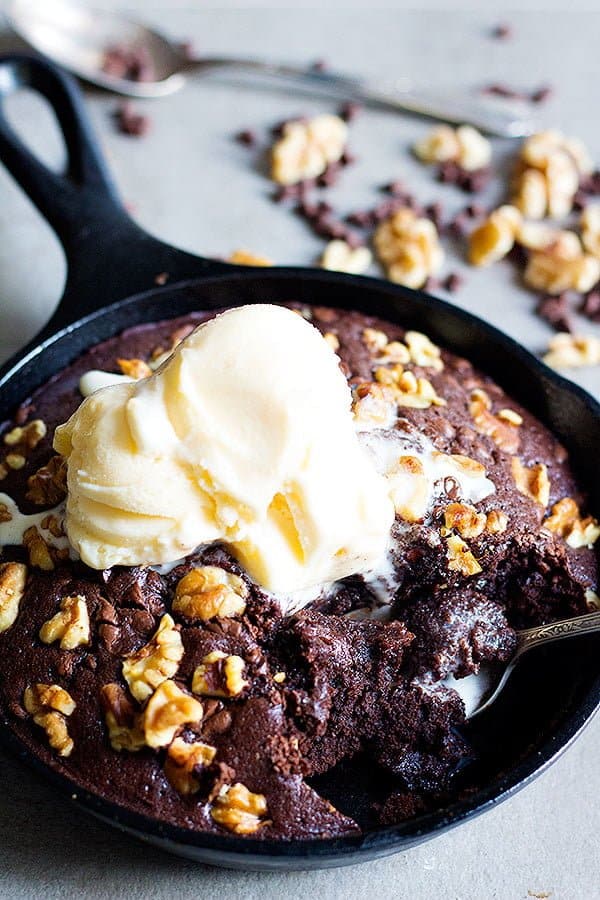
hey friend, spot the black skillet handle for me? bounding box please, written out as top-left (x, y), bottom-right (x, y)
top-left (0, 53), bottom-right (229, 334)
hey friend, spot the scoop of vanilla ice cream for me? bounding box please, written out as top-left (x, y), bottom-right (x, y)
top-left (54, 304), bottom-right (394, 592)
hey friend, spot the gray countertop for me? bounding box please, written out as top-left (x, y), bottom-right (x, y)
top-left (0, 4), bottom-right (599, 898)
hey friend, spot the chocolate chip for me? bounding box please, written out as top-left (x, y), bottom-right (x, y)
top-left (235, 129), bottom-right (257, 147)
top-left (536, 294), bottom-right (573, 332)
top-left (206, 709), bottom-right (232, 735)
top-left (579, 171), bottom-right (600, 196)
top-left (443, 272), bottom-right (465, 293)
top-left (530, 84), bottom-right (553, 104)
top-left (424, 202), bottom-right (444, 231)
top-left (102, 44), bottom-right (155, 82)
top-left (339, 102), bottom-right (362, 122)
top-left (491, 22), bottom-right (513, 40)
top-left (580, 290), bottom-right (600, 322)
top-left (481, 83), bottom-right (524, 101)
top-left (114, 101), bottom-right (150, 137)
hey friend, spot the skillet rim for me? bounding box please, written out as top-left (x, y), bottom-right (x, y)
top-left (1, 264), bottom-right (599, 866)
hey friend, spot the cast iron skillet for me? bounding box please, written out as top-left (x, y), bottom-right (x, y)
top-left (0, 53), bottom-right (598, 871)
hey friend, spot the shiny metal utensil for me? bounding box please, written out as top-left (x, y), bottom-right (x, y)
top-left (469, 607), bottom-right (600, 717)
top-left (7, 0), bottom-right (536, 137)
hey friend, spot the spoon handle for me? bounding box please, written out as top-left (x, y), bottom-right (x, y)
top-left (185, 57), bottom-right (536, 138)
top-left (516, 607), bottom-right (600, 655)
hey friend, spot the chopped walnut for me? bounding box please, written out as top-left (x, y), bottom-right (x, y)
top-left (352, 382), bottom-right (397, 430)
top-left (362, 328), bottom-right (390, 354)
top-left (524, 247), bottom-right (600, 295)
top-left (469, 388), bottom-right (520, 453)
top-left (323, 332), bottom-right (340, 351)
top-left (320, 239), bottom-right (372, 275)
top-left (374, 365), bottom-right (445, 409)
top-left (192, 651), bottom-right (248, 698)
top-left (414, 124), bottom-right (491, 171)
top-left (116, 358), bottom-right (152, 379)
top-left (0, 562), bottom-right (27, 633)
top-left (173, 566), bottom-right (248, 621)
top-left (26, 456), bottom-right (67, 506)
top-left (122, 614), bottom-right (184, 703)
top-left (486, 509), bottom-right (509, 534)
top-left (404, 331), bottom-right (444, 372)
top-left (100, 683), bottom-right (145, 752)
top-left (271, 114), bottom-right (348, 185)
top-left (142, 679), bottom-right (204, 749)
top-left (23, 526), bottom-right (55, 571)
top-left (513, 131), bottom-right (588, 219)
top-left (39, 595), bottom-right (90, 650)
top-left (446, 533), bottom-right (482, 577)
top-left (517, 222), bottom-right (581, 256)
top-left (164, 736), bottom-right (216, 795)
top-left (23, 683), bottom-right (75, 757)
top-left (496, 408), bottom-right (523, 426)
top-left (0, 502), bottom-right (11, 523)
top-left (3, 419), bottom-right (46, 451)
top-left (543, 497), bottom-right (600, 548)
top-left (444, 502), bottom-right (486, 538)
top-left (228, 249), bottom-right (274, 266)
top-left (511, 458), bottom-right (551, 507)
top-left (414, 124), bottom-right (460, 164)
top-left (581, 205), bottom-right (600, 259)
top-left (374, 208), bottom-right (444, 289)
top-left (211, 782), bottom-right (269, 835)
top-left (543, 333), bottom-right (600, 369)
top-left (512, 167), bottom-right (547, 219)
top-left (469, 205), bottom-right (522, 266)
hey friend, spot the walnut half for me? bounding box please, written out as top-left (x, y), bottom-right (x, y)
top-left (122, 614), bottom-right (184, 703)
top-left (192, 651), bottom-right (248, 699)
top-left (173, 567), bottom-right (248, 622)
top-left (164, 736), bottom-right (216, 796)
top-left (23, 683), bottom-right (75, 757)
top-left (211, 783), bottom-right (270, 835)
top-left (39, 595), bottom-right (90, 650)
top-left (100, 683), bottom-right (145, 752)
top-left (142, 679), bottom-right (204, 749)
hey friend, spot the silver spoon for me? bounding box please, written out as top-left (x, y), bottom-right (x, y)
top-left (467, 607), bottom-right (600, 718)
top-left (7, 0), bottom-right (537, 138)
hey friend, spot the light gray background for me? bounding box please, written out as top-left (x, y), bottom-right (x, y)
top-left (0, 3), bottom-right (599, 898)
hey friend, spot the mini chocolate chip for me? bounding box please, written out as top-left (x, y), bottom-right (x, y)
top-left (235, 129), bottom-right (257, 147)
top-left (491, 22), bottom-right (513, 40)
top-left (530, 84), bottom-right (553, 104)
top-left (537, 294), bottom-right (573, 332)
top-left (443, 272), bottom-right (464, 293)
top-left (114, 101), bottom-right (150, 137)
top-left (580, 290), bottom-right (600, 322)
top-left (339, 101), bottom-right (362, 122)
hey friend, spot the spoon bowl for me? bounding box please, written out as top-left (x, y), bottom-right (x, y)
top-left (8, 0), bottom-right (187, 96)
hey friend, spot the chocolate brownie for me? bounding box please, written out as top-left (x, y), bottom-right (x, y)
top-left (0, 304), bottom-right (597, 840)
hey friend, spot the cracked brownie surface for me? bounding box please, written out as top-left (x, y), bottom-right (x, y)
top-left (0, 304), bottom-right (597, 839)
